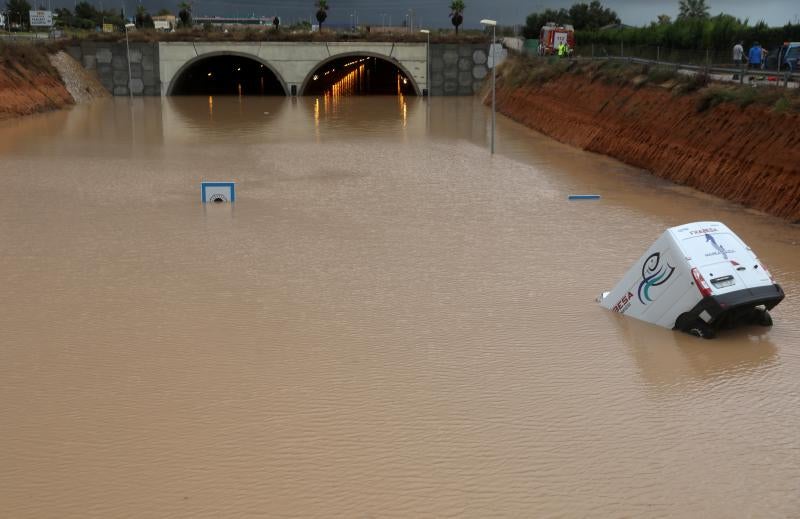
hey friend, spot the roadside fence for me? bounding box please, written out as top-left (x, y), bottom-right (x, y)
top-left (560, 44), bottom-right (800, 89)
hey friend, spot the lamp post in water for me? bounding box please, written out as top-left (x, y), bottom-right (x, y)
top-left (481, 18), bottom-right (497, 154)
top-left (420, 29), bottom-right (430, 97)
top-left (122, 5), bottom-right (133, 100)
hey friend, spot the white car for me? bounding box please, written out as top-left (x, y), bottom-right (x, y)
top-left (598, 222), bottom-right (784, 339)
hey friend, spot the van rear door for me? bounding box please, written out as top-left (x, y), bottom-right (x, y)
top-left (678, 231), bottom-right (769, 296)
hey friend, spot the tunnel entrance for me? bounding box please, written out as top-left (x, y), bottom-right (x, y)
top-left (303, 56), bottom-right (417, 97)
top-left (170, 54), bottom-right (286, 96)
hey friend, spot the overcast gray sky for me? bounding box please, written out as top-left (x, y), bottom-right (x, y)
top-left (61, 0), bottom-right (800, 28)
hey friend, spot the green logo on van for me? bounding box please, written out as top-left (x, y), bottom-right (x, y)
top-left (638, 252), bottom-right (675, 304)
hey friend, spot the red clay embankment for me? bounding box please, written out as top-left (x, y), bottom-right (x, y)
top-left (0, 44), bottom-right (74, 119)
top-left (492, 59), bottom-right (800, 222)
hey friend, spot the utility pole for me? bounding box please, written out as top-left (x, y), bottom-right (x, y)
top-left (481, 19), bottom-right (497, 155)
top-left (122, 3), bottom-right (132, 99)
top-left (491, 24), bottom-right (495, 154)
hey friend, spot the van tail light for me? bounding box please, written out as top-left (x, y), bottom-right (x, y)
top-left (692, 268), bottom-right (713, 298)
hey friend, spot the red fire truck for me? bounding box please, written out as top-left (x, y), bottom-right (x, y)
top-left (538, 23), bottom-right (575, 56)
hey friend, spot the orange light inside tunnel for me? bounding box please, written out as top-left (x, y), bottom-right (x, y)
top-left (329, 63), bottom-right (366, 97)
top-left (398, 91), bottom-right (407, 127)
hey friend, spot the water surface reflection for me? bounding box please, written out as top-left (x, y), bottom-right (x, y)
top-left (0, 95), bottom-right (798, 518)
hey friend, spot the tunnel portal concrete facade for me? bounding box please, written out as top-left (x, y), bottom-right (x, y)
top-left (66, 41), bottom-right (492, 97)
top-left (159, 42), bottom-right (427, 96)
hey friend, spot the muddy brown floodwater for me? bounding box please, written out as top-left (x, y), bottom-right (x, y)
top-left (1, 95), bottom-right (799, 518)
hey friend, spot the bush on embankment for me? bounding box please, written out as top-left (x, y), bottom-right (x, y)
top-left (491, 56), bottom-right (800, 222)
top-left (500, 55), bottom-right (800, 113)
top-left (0, 41), bottom-right (61, 76)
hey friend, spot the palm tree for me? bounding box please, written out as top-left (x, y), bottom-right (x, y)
top-left (6, 0), bottom-right (32, 29)
top-left (678, 0), bottom-right (709, 20)
top-left (135, 4), bottom-right (146, 28)
top-left (315, 0), bottom-right (328, 31)
top-left (178, 1), bottom-right (192, 27)
top-left (449, 0), bottom-right (464, 35)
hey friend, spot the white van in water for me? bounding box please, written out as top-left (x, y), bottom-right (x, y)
top-left (598, 222), bottom-right (784, 339)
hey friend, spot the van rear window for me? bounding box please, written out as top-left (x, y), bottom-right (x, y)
top-left (681, 233), bottom-right (744, 262)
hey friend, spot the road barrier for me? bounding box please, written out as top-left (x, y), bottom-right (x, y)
top-left (520, 43), bottom-right (800, 89)
top-left (598, 55), bottom-right (800, 89)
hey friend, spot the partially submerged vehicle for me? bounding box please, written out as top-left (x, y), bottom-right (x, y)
top-left (597, 222), bottom-right (784, 339)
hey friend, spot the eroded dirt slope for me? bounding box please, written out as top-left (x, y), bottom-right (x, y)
top-left (493, 70), bottom-right (800, 222)
top-left (0, 46), bottom-right (73, 119)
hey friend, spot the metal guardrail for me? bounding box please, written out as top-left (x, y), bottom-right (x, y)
top-left (0, 32), bottom-right (55, 41)
top-left (599, 55), bottom-right (800, 89)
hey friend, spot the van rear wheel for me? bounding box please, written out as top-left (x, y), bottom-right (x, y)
top-left (688, 321), bottom-right (716, 340)
top-left (751, 308), bottom-right (773, 327)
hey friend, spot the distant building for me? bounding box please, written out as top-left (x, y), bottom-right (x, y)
top-left (194, 16), bottom-right (275, 30)
top-left (152, 15), bottom-right (176, 31)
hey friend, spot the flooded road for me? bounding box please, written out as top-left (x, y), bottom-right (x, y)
top-left (1, 95), bottom-right (799, 518)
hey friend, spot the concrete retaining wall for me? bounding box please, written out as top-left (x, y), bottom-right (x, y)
top-left (66, 42), bottom-right (161, 96)
top-left (429, 43), bottom-right (489, 96)
top-left (66, 41), bottom-right (491, 97)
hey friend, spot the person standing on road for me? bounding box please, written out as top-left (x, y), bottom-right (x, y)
top-left (748, 42), bottom-right (762, 69)
top-left (761, 46), bottom-right (768, 70)
top-left (732, 41), bottom-right (745, 80)
top-left (733, 41), bottom-right (744, 66)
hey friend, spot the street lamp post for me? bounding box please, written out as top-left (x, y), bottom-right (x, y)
top-left (481, 19), bottom-right (497, 154)
top-left (123, 5), bottom-right (133, 100)
top-left (420, 29), bottom-right (430, 98)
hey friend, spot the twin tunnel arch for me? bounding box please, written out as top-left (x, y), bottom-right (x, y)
top-left (169, 52), bottom-right (420, 97)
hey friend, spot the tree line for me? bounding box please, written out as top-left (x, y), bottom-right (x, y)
top-left (578, 16), bottom-right (800, 52)
top-left (5, 0), bottom-right (468, 33)
top-left (523, 1), bottom-right (620, 36)
top-left (6, 0), bottom-right (470, 35)
top-left (524, 0), bottom-right (800, 51)
top-left (313, 0), bottom-right (467, 33)
top-left (5, 0), bottom-right (126, 29)
top-left (4, 0), bottom-right (192, 31)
